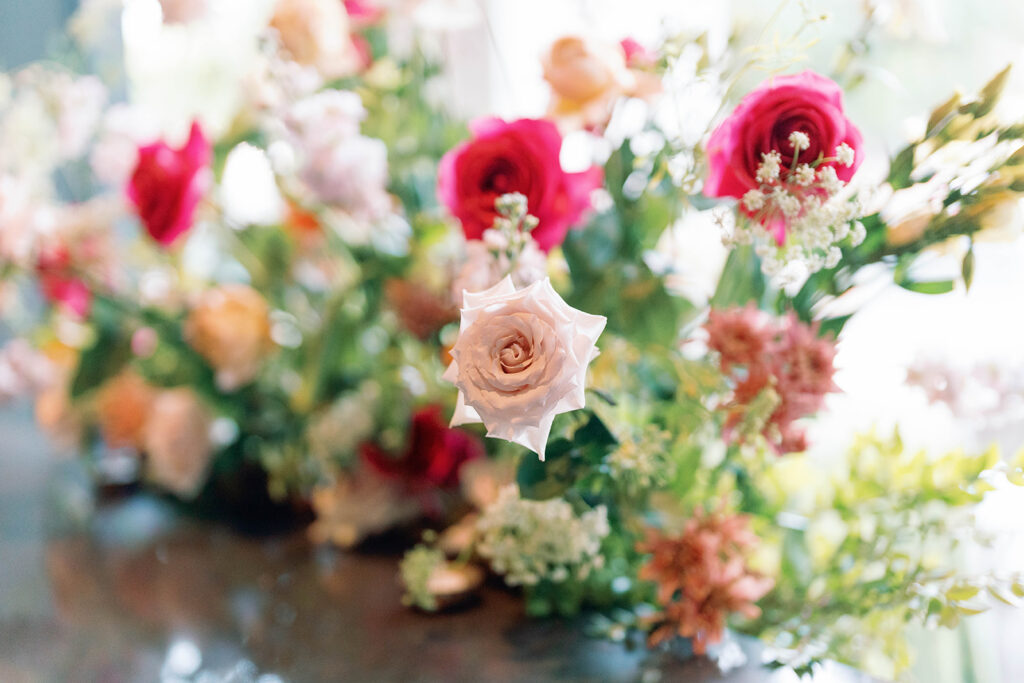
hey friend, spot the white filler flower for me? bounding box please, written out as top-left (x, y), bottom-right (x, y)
top-left (443, 276), bottom-right (606, 459)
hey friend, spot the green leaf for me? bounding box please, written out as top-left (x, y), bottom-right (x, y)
top-left (70, 298), bottom-right (132, 398)
top-left (897, 279), bottom-right (955, 295)
top-left (888, 145), bottom-right (918, 190)
top-left (968, 65), bottom-right (1012, 118)
top-left (817, 315), bottom-right (852, 339)
top-left (962, 247), bottom-right (975, 292)
top-left (926, 92), bottom-right (962, 137)
top-left (711, 245), bottom-right (766, 308)
top-left (946, 585), bottom-right (980, 602)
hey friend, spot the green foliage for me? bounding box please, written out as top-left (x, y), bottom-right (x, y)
top-left (69, 297), bottom-right (131, 398)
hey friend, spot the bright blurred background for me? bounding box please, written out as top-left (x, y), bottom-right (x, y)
top-left (3, 1), bottom-right (1024, 681)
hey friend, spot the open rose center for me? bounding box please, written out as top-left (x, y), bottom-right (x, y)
top-left (498, 335), bottom-right (533, 374)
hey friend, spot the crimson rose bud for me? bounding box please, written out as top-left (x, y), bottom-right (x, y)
top-left (127, 121), bottom-right (212, 246)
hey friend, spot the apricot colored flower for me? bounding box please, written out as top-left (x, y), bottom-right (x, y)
top-left (185, 284), bottom-right (274, 392)
top-left (144, 388), bottom-right (214, 498)
top-left (637, 509), bottom-right (773, 654)
top-left (95, 370), bottom-right (157, 450)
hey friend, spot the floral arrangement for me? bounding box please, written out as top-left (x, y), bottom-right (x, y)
top-left (2, 1), bottom-right (1024, 678)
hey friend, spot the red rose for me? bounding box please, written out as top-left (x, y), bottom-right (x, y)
top-left (127, 121), bottom-right (211, 246)
top-left (438, 117), bottom-right (603, 252)
top-left (361, 405), bottom-right (482, 490)
top-left (36, 246), bottom-right (90, 317)
top-left (704, 71), bottom-right (862, 201)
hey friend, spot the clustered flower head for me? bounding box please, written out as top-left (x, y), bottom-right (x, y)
top-left (637, 508), bottom-right (773, 654)
top-left (704, 71), bottom-right (864, 283)
top-left (475, 485), bottom-right (610, 587)
top-left (450, 193), bottom-right (548, 303)
top-left (705, 306), bottom-right (838, 454)
top-left (729, 136), bottom-right (864, 282)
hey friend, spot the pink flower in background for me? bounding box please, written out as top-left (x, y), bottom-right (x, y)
top-left (157, 0), bottom-right (208, 24)
top-left (620, 37), bottom-right (657, 68)
top-left (36, 246), bottom-right (91, 318)
top-left (704, 70), bottom-right (862, 210)
top-left (705, 307), bottom-right (838, 454)
top-left (438, 118), bottom-right (603, 252)
top-left (344, 0), bottom-right (382, 26)
top-left (127, 121), bottom-right (212, 247)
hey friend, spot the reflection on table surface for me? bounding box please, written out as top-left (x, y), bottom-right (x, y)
top-left (0, 405), bottom-right (877, 682)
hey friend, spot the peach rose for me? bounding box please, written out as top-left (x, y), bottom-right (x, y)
top-left (443, 276), bottom-right (606, 459)
top-left (270, 0), bottom-right (360, 80)
top-left (144, 388), bottom-right (214, 498)
top-left (185, 284), bottom-right (274, 392)
top-left (95, 370), bottom-right (157, 450)
top-left (542, 36), bottom-right (655, 129)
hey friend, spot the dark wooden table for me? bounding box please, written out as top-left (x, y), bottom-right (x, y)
top-left (0, 404), bottom-right (878, 682)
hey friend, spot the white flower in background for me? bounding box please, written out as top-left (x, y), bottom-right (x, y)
top-left (0, 340), bottom-right (55, 403)
top-left (307, 382), bottom-right (380, 465)
top-left (0, 174), bottom-right (42, 268)
top-left (143, 388), bottom-right (215, 498)
top-left (90, 103), bottom-right (161, 186)
top-left (219, 142), bottom-right (285, 226)
top-left (645, 208), bottom-right (729, 306)
top-left (442, 276), bottom-right (606, 459)
top-left (52, 74), bottom-right (107, 162)
top-left (475, 485), bottom-right (609, 587)
top-left (302, 135), bottom-right (390, 219)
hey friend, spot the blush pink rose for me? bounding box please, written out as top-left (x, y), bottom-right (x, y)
top-left (127, 121), bottom-right (212, 247)
top-left (704, 71), bottom-right (863, 201)
top-left (438, 118), bottom-right (603, 252)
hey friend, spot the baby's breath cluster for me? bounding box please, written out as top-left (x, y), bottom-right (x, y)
top-left (728, 133), bottom-right (864, 281)
top-left (475, 485), bottom-right (610, 586)
top-left (451, 193), bottom-right (547, 301)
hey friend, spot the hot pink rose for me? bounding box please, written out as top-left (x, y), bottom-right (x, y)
top-left (127, 121), bottom-right (211, 247)
top-left (438, 118), bottom-right (603, 252)
top-left (704, 71), bottom-right (863, 201)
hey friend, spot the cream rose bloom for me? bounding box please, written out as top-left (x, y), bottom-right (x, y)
top-left (185, 284), bottom-right (274, 392)
top-left (144, 388), bottom-right (214, 498)
top-left (270, 0), bottom-right (359, 80)
top-left (442, 276), bottom-right (606, 459)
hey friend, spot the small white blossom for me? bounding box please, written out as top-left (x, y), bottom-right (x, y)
top-left (817, 165), bottom-right (842, 195)
top-left (742, 189), bottom-right (766, 212)
top-left (794, 163), bottom-right (816, 186)
top-left (774, 189), bottom-right (802, 218)
top-left (850, 221), bottom-right (867, 246)
top-left (476, 485), bottom-right (610, 586)
top-left (825, 246), bottom-right (842, 268)
top-left (756, 151), bottom-right (782, 184)
top-left (836, 142), bottom-right (856, 167)
top-left (788, 130), bottom-right (810, 152)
